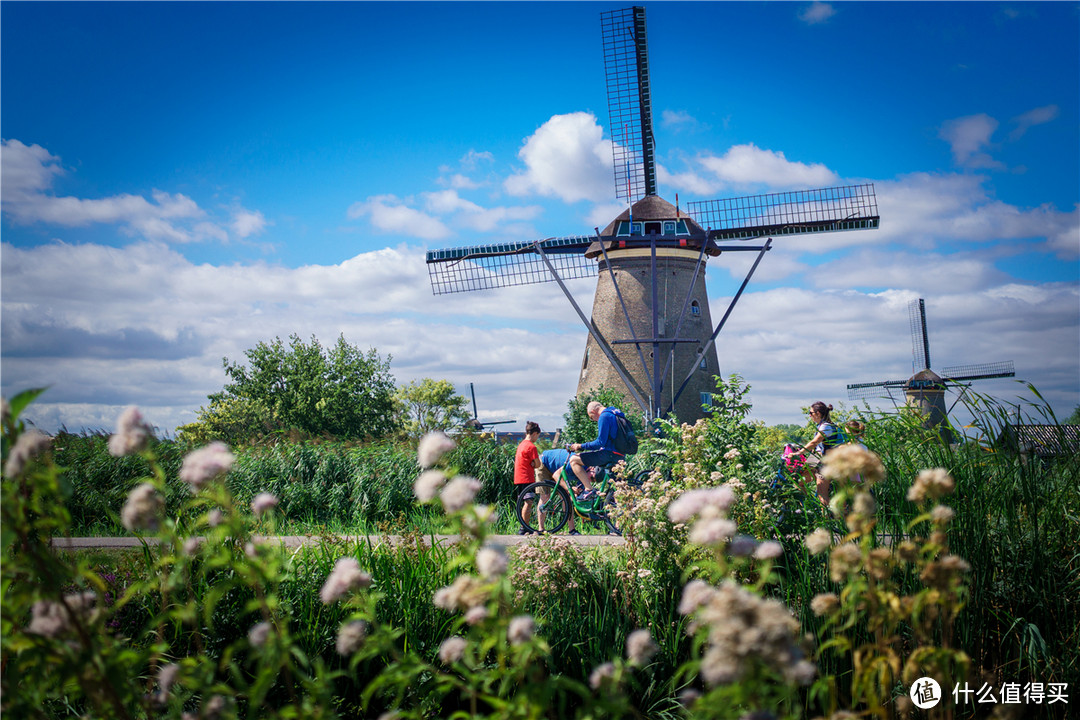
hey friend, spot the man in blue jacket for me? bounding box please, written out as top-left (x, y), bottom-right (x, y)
top-left (568, 401), bottom-right (625, 501)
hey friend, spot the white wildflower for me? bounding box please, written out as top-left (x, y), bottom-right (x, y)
top-left (121, 482), bottom-right (165, 532)
top-left (4, 429), bottom-right (51, 478)
top-left (418, 432), bottom-right (455, 468)
top-left (678, 579), bottom-right (715, 615)
top-left (907, 468), bottom-right (956, 502)
top-left (251, 492), bottom-right (278, 517)
top-left (207, 509), bottom-right (225, 527)
top-left (507, 615), bottom-right (534, 646)
top-left (320, 557), bottom-right (372, 604)
top-left (625, 628), bottom-right (658, 665)
top-left (438, 636), bottom-right (467, 664)
top-left (108, 406), bottom-right (154, 457)
top-left (821, 443), bottom-right (885, 486)
top-left (476, 544), bottom-right (509, 578)
top-left (688, 517), bottom-right (737, 546)
top-left (754, 541), bottom-right (783, 560)
top-left (179, 442), bottom-right (235, 492)
top-left (440, 475), bottom-right (482, 513)
top-left (464, 606), bottom-right (488, 625)
top-left (804, 528), bottom-right (832, 556)
top-left (589, 662), bottom-right (616, 689)
top-left (336, 620), bottom-right (368, 655)
top-left (413, 469), bottom-right (447, 502)
top-left (248, 621), bottom-right (272, 647)
top-left (810, 593), bottom-right (840, 617)
top-left (931, 504), bottom-right (956, 524)
top-left (667, 486), bottom-right (736, 524)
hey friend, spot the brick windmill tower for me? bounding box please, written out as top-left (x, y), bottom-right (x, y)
top-left (426, 6), bottom-right (880, 423)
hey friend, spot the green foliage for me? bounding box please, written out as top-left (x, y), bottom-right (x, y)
top-left (1065, 404), bottom-right (1080, 425)
top-left (562, 385), bottom-right (645, 445)
top-left (6, 379), bottom-right (1079, 719)
top-left (178, 334), bottom-right (397, 444)
top-left (393, 378), bottom-right (471, 439)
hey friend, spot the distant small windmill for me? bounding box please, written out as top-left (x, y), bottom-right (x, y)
top-left (461, 382), bottom-right (515, 434)
top-left (426, 6), bottom-right (880, 422)
top-left (847, 299), bottom-right (1016, 434)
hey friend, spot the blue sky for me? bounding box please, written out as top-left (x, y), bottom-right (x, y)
top-left (2, 1), bottom-right (1078, 437)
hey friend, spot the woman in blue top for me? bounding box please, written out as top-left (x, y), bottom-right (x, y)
top-left (793, 401), bottom-right (845, 504)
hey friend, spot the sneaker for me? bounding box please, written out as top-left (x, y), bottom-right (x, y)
top-left (579, 489), bottom-right (597, 502)
top-left (568, 529), bottom-right (581, 536)
top-left (518, 526), bottom-right (534, 535)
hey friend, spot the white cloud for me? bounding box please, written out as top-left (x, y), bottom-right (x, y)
top-left (799, 2), bottom-right (836, 25)
top-left (939, 114), bottom-right (1003, 169)
top-left (661, 110), bottom-right (702, 132)
top-left (230, 208), bottom-right (268, 239)
top-left (346, 194), bottom-right (451, 240)
top-left (1009, 104), bottom-right (1060, 141)
top-left (1, 139), bottom-right (263, 244)
top-left (697, 144), bottom-right (839, 191)
top-left (504, 112), bottom-right (613, 203)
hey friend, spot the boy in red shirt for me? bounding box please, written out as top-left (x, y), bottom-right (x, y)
top-left (514, 421), bottom-right (542, 534)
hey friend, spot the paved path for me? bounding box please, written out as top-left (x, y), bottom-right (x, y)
top-left (51, 534), bottom-right (626, 550)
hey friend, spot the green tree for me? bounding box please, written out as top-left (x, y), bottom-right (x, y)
top-left (178, 334), bottom-right (397, 443)
top-left (562, 386), bottom-right (645, 445)
top-left (393, 378), bottom-right (471, 439)
top-left (1065, 405), bottom-right (1080, 425)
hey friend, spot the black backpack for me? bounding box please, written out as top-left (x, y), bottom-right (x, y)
top-left (606, 408), bottom-right (639, 456)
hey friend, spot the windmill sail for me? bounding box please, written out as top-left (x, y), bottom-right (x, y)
top-left (602, 6), bottom-right (656, 202)
top-left (686, 184), bottom-right (879, 241)
top-left (942, 361), bottom-right (1015, 382)
top-left (426, 235), bottom-right (595, 295)
top-left (910, 298), bottom-right (931, 372)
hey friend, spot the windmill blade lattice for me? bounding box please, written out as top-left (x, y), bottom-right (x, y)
top-left (847, 379), bottom-right (907, 400)
top-left (686, 184), bottom-right (879, 241)
top-left (942, 361), bottom-right (1015, 382)
top-left (602, 6), bottom-right (655, 202)
top-left (910, 298), bottom-right (931, 372)
top-left (426, 236), bottom-right (595, 295)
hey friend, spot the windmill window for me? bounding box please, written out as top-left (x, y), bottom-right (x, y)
top-left (663, 221), bottom-right (676, 235)
top-left (582, 347), bottom-right (589, 371)
top-left (690, 300), bottom-right (701, 317)
top-left (631, 222), bottom-right (643, 236)
top-left (700, 392), bottom-right (713, 407)
top-left (645, 221), bottom-right (662, 235)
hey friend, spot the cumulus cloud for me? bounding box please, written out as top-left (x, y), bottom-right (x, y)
top-left (421, 189), bottom-right (542, 233)
top-left (1, 139), bottom-right (263, 244)
top-left (1009, 104), bottom-right (1060, 141)
top-left (504, 112), bottom-right (613, 203)
top-left (697, 144), bottom-right (839, 191)
top-left (939, 114), bottom-right (1003, 169)
top-left (347, 194), bottom-right (451, 240)
top-left (1, 239), bottom-right (595, 434)
top-left (799, 2), bottom-right (836, 25)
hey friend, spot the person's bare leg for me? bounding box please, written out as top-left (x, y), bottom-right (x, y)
top-left (568, 456), bottom-right (594, 493)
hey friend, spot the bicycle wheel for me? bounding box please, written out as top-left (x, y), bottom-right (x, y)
top-left (516, 481), bottom-right (572, 534)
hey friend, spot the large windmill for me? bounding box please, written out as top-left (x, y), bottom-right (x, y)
top-left (847, 298), bottom-right (1016, 434)
top-left (426, 6), bottom-right (880, 422)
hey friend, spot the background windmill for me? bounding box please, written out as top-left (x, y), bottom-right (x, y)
top-left (461, 382), bottom-right (516, 435)
top-left (426, 6), bottom-right (880, 423)
top-left (847, 298), bottom-right (1016, 436)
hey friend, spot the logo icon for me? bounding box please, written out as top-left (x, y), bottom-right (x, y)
top-left (910, 677), bottom-right (942, 709)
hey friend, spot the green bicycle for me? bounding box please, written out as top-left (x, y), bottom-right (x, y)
top-left (514, 463), bottom-right (648, 536)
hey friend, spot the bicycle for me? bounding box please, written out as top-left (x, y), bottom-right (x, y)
top-left (514, 459), bottom-right (649, 536)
